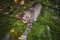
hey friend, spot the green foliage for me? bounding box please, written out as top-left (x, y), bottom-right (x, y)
top-left (0, 0), bottom-right (60, 40)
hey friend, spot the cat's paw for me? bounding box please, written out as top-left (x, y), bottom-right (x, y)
top-left (19, 35), bottom-right (27, 40)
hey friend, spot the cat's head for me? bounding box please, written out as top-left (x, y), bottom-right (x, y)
top-left (16, 12), bottom-right (30, 23)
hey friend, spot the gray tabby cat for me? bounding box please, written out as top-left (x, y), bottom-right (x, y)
top-left (16, 2), bottom-right (42, 40)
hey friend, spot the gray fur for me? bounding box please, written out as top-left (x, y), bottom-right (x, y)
top-left (20, 3), bottom-right (42, 40)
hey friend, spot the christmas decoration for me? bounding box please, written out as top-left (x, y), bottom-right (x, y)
top-left (10, 28), bottom-right (15, 33)
top-left (14, 0), bottom-right (18, 4)
top-left (20, 0), bottom-right (24, 6)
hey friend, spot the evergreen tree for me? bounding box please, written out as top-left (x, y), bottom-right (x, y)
top-left (0, 0), bottom-right (60, 40)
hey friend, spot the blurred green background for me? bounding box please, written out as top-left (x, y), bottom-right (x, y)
top-left (0, 0), bottom-right (60, 40)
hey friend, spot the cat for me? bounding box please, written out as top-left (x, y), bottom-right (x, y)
top-left (16, 2), bottom-right (42, 23)
top-left (16, 2), bottom-right (42, 40)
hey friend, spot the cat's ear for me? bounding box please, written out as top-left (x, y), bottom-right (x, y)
top-left (15, 14), bottom-right (21, 20)
top-left (16, 12), bottom-right (25, 20)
